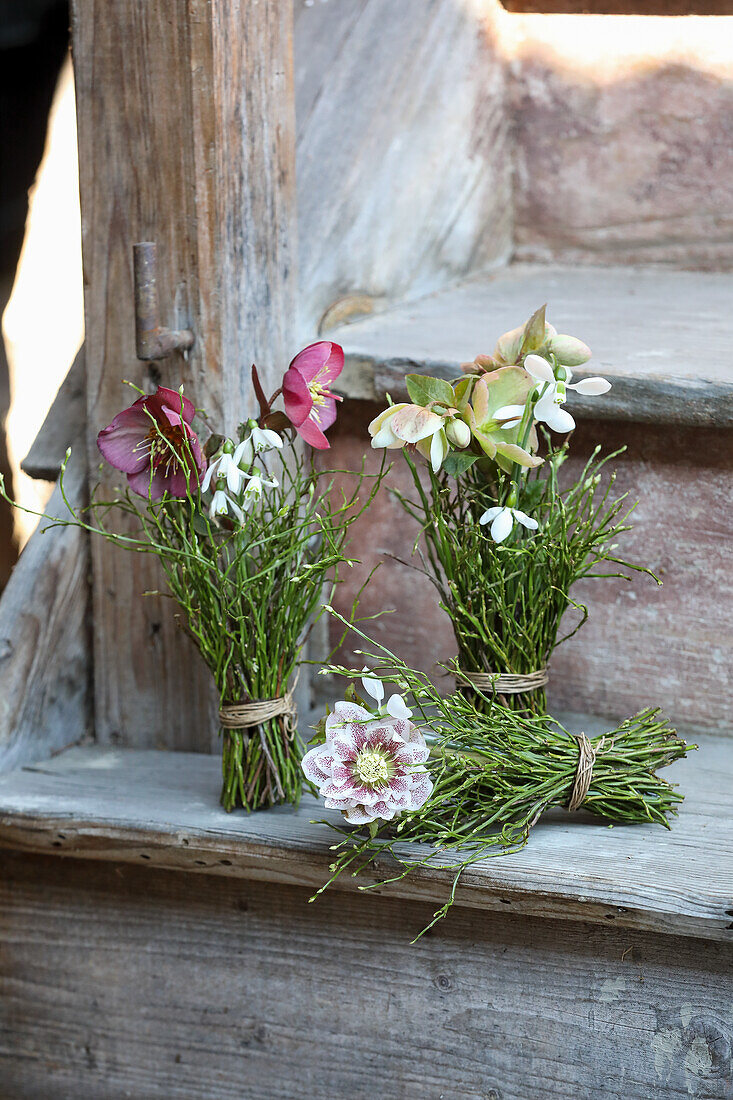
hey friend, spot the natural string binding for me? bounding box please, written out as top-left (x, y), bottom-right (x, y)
top-left (219, 687), bottom-right (297, 734)
top-left (567, 731), bottom-right (603, 811)
top-left (455, 667), bottom-right (549, 695)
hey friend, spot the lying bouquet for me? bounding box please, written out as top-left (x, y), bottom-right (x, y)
top-left (306, 617), bottom-right (693, 938)
top-left (368, 306), bottom-right (647, 713)
top-left (2, 341), bottom-right (383, 811)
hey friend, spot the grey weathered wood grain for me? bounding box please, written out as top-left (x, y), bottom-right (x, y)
top-left (293, 0), bottom-right (512, 337)
top-left (0, 453), bottom-right (90, 772)
top-left (0, 730), bottom-right (729, 943)
top-left (1, 849), bottom-right (732, 1099)
top-left (330, 264), bottom-right (733, 426)
top-left (70, 0), bottom-right (297, 750)
top-left (21, 348), bottom-right (86, 482)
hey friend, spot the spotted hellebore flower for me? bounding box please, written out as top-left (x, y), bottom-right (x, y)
top-left (479, 505), bottom-right (538, 544)
top-left (525, 354), bottom-right (611, 434)
top-left (97, 386), bottom-right (205, 500)
top-left (302, 698), bottom-right (433, 826)
top-left (282, 341), bottom-right (344, 449)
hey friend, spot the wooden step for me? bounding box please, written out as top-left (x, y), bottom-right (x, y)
top-left (330, 263), bottom-right (733, 427)
top-left (0, 723), bottom-right (729, 944)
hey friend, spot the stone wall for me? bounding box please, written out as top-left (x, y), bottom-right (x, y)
top-left (506, 13), bottom-right (733, 269)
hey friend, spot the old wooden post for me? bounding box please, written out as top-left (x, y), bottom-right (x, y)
top-left (70, 1), bottom-right (297, 750)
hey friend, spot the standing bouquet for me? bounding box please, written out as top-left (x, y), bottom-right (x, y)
top-left (367, 305), bottom-right (648, 713)
top-left (2, 342), bottom-right (383, 811)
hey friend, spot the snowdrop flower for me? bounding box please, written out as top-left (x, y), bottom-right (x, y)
top-left (241, 470), bottom-right (278, 512)
top-left (302, 699), bottom-right (433, 825)
top-left (479, 505), bottom-right (538, 544)
top-left (525, 354), bottom-right (611, 434)
top-left (202, 446), bottom-right (247, 495)
top-left (361, 669), bottom-right (413, 720)
top-left (209, 488), bottom-right (244, 525)
top-left (233, 424), bottom-right (283, 469)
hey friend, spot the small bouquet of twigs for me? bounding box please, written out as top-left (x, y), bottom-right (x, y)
top-left (2, 342), bottom-right (384, 811)
top-left (305, 615), bottom-right (693, 939)
top-left (368, 305), bottom-right (650, 713)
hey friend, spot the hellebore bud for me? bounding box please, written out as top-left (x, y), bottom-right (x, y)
top-left (547, 335), bottom-right (592, 367)
top-left (445, 418), bottom-right (471, 449)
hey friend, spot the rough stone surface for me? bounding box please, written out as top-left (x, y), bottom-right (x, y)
top-left (507, 16), bottom-right (733, 269)
top-left (323, 402), bottom-right (733, 735)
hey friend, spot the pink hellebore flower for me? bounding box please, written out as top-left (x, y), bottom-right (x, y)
top-left (302, 700), bottom-right (433, 826)
top-left (282, 341), bottom-right (344, 449)
top-left (97, 386), bottom-right (206, 500)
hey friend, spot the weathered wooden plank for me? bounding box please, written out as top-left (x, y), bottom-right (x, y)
top-left (0, 453), bottom-right (90, 771)
top-left (21, 347), bottom-right (85, 482)
top-left (70, 0), bottom-right (297, 749)
top-left (0, 731), bottom-right (729, 942)
top-left (329, 264), bottom-right (733, 426)
top-left (293, 0), bottom-right (512, 336)
top-left (1, 849), bottom-right (732, 1099)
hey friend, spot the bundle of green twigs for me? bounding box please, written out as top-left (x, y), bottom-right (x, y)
top-left (314, 616), bottom-right (694, 938)
top-left (393, 444), bottom-right (654, 714)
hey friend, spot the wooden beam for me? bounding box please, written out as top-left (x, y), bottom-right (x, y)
top-left (21, 348), bottom-right (86, 482)
top-left (70, 0), bottom-right (297, 749)
top-left (0, 453), bottom-right (90, 771)
top-left (3, 847), bottom-right (732, 1098)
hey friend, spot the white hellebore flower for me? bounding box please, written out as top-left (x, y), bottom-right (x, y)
top-left (209, 488), bottom-right (245, 525)
top-left (202, 450), bottom-right (247, 495)
top-left (234, 424), bottom-right (283, 469)
top-left (479, 505), bottom-right (538, 544)
top-left (241, 470), bottom-right (278, 512)
top-left (368, 403), bottom-right (449, 473)
top-left (302, 699), bottom-right (433, 825)
top-left (524, 354), bottom-right (611, 433)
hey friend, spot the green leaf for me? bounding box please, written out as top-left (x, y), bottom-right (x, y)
top-left (204, 433), bottom-right (224, 459)
top-left (192, 510), bottom-right (211, 536)
top-left (453, 376), bottom-right (474, 413)
top-left (442, 452), bottom-right (479, 476)
top-left (405, 373), bottom-right (456, 408)
top-left (519, 305), bottom-right (547, 355)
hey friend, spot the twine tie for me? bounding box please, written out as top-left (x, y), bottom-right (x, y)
top-left (219, 688), bottom-right (297, 733)
top-left (456, 667), bottom-right (549, 695)
top-left (567, 731), bottom-right (599, 811)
